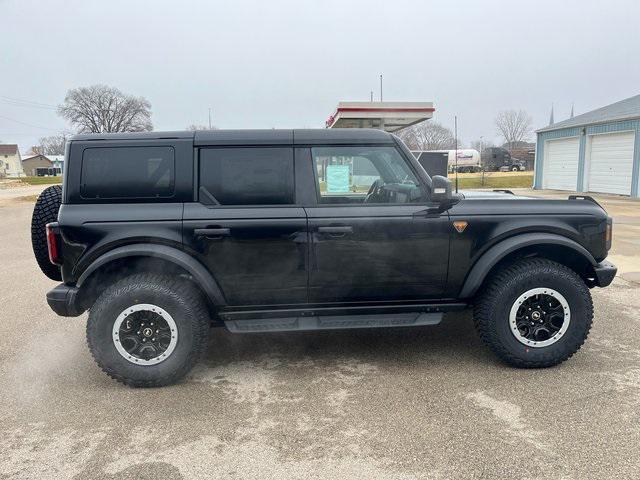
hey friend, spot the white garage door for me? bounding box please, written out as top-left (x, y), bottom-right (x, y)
top-left (587, 131), bottom-right (635, 195)
top-left (543, 137), bottom-right (580, 191)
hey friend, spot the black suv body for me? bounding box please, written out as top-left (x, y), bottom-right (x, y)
top-left (36, 129), bottom-right (616, 387)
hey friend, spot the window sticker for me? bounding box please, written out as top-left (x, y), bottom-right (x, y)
top-left (326, 164), bottom-right (350, 193)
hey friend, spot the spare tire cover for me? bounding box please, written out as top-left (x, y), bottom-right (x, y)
top-left (31, 185), bottom-right (63, 281)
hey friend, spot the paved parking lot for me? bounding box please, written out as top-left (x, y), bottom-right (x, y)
top-left (1, 187), bottom-right (639, 479)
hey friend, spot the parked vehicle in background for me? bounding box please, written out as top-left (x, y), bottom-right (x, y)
top-left (498, 158), bottom-right (526, 172)
top-left (413, 149), bottom-right (481, 173)
top-left (411, 151), bottom-right (449, 177)
top-left (483, 146), bottom-right (527, 171)
top-left (509, 144), bottom-right (536, 170)
top-left (449, 149), bottom-right (481, 173)
top-left (31, 129), bottom-right (616, 387)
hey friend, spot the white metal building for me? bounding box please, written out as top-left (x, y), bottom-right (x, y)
top-left (534, 94), bottom-right (640, 197)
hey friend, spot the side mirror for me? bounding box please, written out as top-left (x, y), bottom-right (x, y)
top-left (431, 175), bottom-right (453, 204)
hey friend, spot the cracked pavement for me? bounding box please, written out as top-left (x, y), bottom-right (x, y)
top-left (1, 190), bottom-right (639, 479)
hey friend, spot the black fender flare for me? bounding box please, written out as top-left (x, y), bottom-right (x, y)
top-left (458, 233), bottom-right (597, 299)
top-left (76, 243), bottom-right (226, 306)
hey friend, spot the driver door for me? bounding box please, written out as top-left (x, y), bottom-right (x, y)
top-left (306, 145), bottom-right (451, 303)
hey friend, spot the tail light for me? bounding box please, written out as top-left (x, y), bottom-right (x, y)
top-left (46, 223), bottom-right (61, 265)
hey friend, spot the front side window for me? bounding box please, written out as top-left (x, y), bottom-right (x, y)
top-left (312, 146), bottom-right (423, 204)
top-left (81, 146), bottom-right (175, 199)
top-left (199, 147), bottom-right (294, 205)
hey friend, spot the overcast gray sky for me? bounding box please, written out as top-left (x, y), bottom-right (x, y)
top-left (2, 0), bottom-right (639, 151)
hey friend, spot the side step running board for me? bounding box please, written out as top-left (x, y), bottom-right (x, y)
top-left (224, 312), bottom-right (442, 333)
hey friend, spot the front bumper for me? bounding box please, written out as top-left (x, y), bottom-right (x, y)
top-left (46, 283), bottom-right (84, 317)
top-left (593, 260), bottom-right (617, 287)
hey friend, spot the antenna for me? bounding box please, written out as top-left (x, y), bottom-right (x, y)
top-left (370, 91), bottom-right (373, 102)
top-left (454, 116), bottom-right (459, 193)
top-left (208, 108), bottom-right (212, 129)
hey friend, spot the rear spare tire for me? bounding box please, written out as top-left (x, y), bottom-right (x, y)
top-left (31, 185), bottom-right (62, 281)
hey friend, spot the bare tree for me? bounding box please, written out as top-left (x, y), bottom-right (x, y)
top-left (469, 138), bottom-right (495, 152)
top-left (495, 110), bottom-right (532, 151)
top-left (186, 124), bottom-right (217, 131)
top-left (58, 85), bottom-right (152, 133)
top-left (34, 134), bottom-right (67, 155)
top-left (397, 121), bottom-right (458, 150)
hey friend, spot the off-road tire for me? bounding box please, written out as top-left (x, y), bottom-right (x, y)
top-left (474, 258), bottom-right (593, 368)
top-left (87, 273), bottom-right (210, 387)
top-left (31, 185), bottom-right (62, 281)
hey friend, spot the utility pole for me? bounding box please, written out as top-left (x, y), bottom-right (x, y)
top-left (379, 75), bottom-right (383, 102)
top-left (208, 108), bottom-right (212, 129)
top-left (454, 116), bottom-right (459, 193)
top-left (480, 135), bottom-right (485, 186)
top-left (370, 91), bottom-right (374, 102)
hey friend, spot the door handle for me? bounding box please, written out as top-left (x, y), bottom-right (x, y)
top-left (194, 228), bottom-right (231, 238)
top-left (317, 226), bottom-right (353, 235)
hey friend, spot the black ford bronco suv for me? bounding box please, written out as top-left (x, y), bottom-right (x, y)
top-left (31, 129), bottom-right (616, 387)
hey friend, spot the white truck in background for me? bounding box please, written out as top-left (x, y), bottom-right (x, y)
top-left (425, 149), bottom-right (482, 173)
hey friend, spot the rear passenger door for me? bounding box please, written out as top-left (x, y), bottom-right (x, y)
top-left (182, 146), bottom-right (308, 306)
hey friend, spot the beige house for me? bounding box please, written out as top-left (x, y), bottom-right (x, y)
top-left (21, 154), bottom-right (61, 176)
top-left (0, 144), bottom-right (24, 177)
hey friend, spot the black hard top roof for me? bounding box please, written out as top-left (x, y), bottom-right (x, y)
top-left (70, 129), bottom-right (395, 146)
top-left (69, 131), bottom-right (193, 141)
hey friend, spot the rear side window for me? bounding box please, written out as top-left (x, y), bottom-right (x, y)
top-left (80, 146), bottom-right (175, 199)
top-left (199, 147), bottom-right (294, 205)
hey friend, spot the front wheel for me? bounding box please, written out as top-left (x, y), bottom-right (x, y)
top-left (87, 273), bottom-right (210, 387)
top-left (474, 258), bottom-right (593, 368)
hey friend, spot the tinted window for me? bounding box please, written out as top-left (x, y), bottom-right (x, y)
top-left (199, 148), bottom-right (294, 205)
top-left (312, 146), bottom-right (422, 204)
top-left (81, 146), bottom-right (174, 199)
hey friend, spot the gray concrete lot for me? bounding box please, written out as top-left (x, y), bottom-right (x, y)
top-left (0, 183), bottom-right (49, 207)
top-left (1, 190), bottom-right (639, 479)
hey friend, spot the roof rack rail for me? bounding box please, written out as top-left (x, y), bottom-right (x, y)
top-left (493, 189), bottom-right (514, 195)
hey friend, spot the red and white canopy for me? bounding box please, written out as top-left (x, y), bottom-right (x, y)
top-left (326, 101), bottom-right (435, 132)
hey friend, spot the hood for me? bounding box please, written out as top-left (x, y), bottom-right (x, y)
top-left (450, 190), bottom-right (607, 218)
top-left (459, 190), bottom-right (534, 200)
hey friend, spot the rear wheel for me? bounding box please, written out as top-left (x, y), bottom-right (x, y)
top-left (87, 273), bottom-right (210, 387)
top-left (474, 258), bottom-right (593, 368)
top-left (31, 185), bottom-right (62, 280)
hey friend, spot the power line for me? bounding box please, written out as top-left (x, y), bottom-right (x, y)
top-left (1, 96), bottom-right (58, 108)
top-left (0, 132), bottom-right (55, 135)
top-left (1, 100), bottom-right (57, 110)
top-left (0, 114), bottom-right (62, 132)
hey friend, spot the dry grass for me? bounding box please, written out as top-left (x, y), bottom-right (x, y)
top-left (16, 176), bottom-right (62, 185)
top-left (454, 170), bottom-right (532, 178)
top-left (456, 174), bottom-right (533, 189)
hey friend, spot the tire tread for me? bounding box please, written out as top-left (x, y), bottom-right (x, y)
top-left (86, 273), bottom-right (210, 387)
top-left (31, 185), bottom-right (62, 281)
top-left (473, 258), bottom-right (593, 368)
